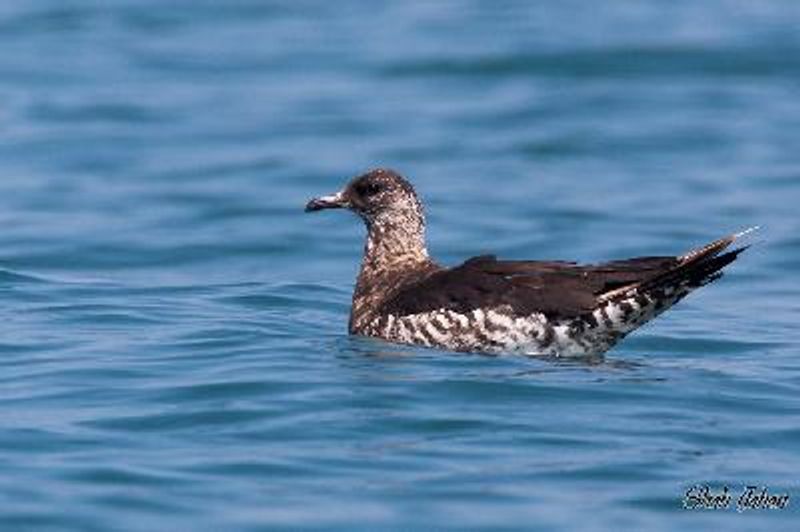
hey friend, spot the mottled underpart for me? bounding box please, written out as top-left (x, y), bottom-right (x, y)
top-left (357, 282), bottom-right (690, 357)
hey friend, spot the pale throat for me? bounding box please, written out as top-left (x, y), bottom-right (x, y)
top-left (350, 212), bottom-right (432, 326)
top-left (360, 213), bottom-right (429, 274)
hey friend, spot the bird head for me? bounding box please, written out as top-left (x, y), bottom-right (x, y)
top-left (305, 168), bottom-right (424, 228)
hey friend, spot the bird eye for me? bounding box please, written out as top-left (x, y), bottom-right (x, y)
top-left (357, 182), bottom-right (382, 197)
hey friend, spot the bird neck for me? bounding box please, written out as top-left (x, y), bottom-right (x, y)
top-left (350, 215), bottom-right (434, 332)
top-left (362, 215), bottom-right (429, 271)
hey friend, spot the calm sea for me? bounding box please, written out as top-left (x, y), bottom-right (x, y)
top-left (0, 1), bottom-right (798, 530)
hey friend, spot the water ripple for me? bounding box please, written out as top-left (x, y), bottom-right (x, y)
top-left (0, 1), bottom-right (798, 531)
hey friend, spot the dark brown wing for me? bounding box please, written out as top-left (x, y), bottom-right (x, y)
top-left (382, 230), bottom-right (752, 319)
top-left (381, 254), bottom-right (680, 319)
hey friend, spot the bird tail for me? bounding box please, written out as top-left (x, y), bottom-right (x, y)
top-left (583, 229), bottom-right (756, 353)
top-left (596, 227), bottom-right (756, 308)
top-left (640, 227), bottom-right (756, 294)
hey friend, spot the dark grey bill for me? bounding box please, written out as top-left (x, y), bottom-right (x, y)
top-left (305, 191), bottom-right (347, 212)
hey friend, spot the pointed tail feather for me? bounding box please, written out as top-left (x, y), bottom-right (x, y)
top-left (642, 245), bottom-right (749, 292)
top-left (678, 226), bottom-right (757, 265)
top-left (643, 227), bottom-right (757, 294)
top-left (599, 228), bottom-right (756, 304)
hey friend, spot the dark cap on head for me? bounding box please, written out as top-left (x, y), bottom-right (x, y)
top-left (305, 168), bottom-right (422, 224)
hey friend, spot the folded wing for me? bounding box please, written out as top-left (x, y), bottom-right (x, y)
top-left (381, 231), bottom-right (750, 319)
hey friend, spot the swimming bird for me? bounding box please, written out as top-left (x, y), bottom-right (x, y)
top-left (305, 168), bottom-right (752, 357)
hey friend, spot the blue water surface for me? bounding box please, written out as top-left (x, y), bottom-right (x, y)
top-left (1, 1), bottom-right (799, 530)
